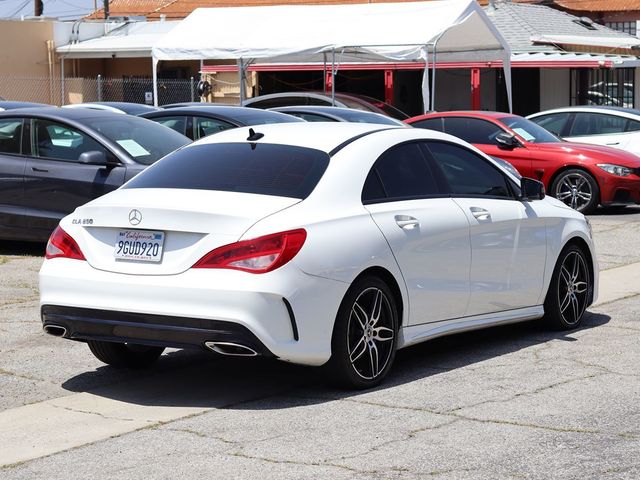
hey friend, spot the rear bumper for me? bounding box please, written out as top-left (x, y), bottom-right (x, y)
top-left (41, 305), bottom-right (274, 356)
top-left (39, 258), bottom-right (350, 366)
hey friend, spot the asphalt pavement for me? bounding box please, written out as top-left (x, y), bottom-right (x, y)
top-left (0, 206), bottom-right (639, 479)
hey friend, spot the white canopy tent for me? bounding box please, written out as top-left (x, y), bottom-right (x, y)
top-left (152, 0), bottom-right (512, 112)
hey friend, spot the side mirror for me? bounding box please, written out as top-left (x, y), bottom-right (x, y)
top-left (78, 150), bottom-right (108, 166)
top-left (495, 132), bottom-right (520, 150)
top-left (520, 177), bottom-right (545, 201)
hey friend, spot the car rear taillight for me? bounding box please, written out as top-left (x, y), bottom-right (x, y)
top-left (193, 229), bottom-right (306, 273)
top-left (45, 226), bottom-right (85, 260)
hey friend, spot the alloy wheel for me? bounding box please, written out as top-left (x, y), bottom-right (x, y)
top-left (347, 287), bottom-right (395, 380)
top-left (555, 173), bottom-right (593, 211)
top-left (557, 250), bottom-right (589, 326)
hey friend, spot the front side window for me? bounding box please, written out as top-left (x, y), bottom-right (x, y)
top-left (0, 118), bottom-right (23, 155)
top-left (426, 141), bottom-right (512, 198)
top-left (530, 113), bottom-right (571, 137)
top-left (33, 120), bottom-right (108, 162)
top-left (362, 143), bottom-right (440, 203)
top-left (443, 117), bottom-right (504, 145)
top-left (193, 116), bottom-right (235, 139)
top-left (153, 116), bottom-right (187, 136)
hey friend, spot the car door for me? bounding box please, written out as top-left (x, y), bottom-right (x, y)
top-left (442, 117), bottom-right (534, 178)
top-left (0, 117), bottom-right (26, 238)
top-left (425, 140), bottom-right (547, 316)
top-left (24, 119), bottom-right (126, 239)
top-left (565, 112), bottom-right (636, 152)
top-left (362, 142), bottom-right (471, 325)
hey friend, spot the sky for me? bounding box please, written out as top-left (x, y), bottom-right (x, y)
top-left (0, 0), bottom-right (97, 21)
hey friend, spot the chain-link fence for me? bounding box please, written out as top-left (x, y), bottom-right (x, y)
top-left (0, 76), bottom-right (201, 106)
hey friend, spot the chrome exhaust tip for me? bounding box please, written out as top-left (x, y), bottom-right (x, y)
top-left (43, 325), bottom-right (67, 337)
top-left (204, 341), bottom-right (258, 357)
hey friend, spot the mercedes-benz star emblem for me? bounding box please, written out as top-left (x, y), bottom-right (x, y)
top-left (128, 209), bottom-right (142, 226)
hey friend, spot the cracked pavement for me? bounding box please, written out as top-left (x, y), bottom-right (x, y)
top-left (0, 208), bottom-right (639, 479)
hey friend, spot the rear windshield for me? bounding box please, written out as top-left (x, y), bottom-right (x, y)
top-left (124, 142), bottom-right (329, 199)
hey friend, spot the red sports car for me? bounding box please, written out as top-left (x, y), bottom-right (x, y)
top-left (406, 111), bottom-right (640, 213)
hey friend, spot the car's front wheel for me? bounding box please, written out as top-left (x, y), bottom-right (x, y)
top-left (326, 275), bottom-right (398, 389)
top-left (87, 340), bottom-right (164, 368)
top-left (551, 169), bottom-right (599, 214)
top-left (544, 244), bottom-right (591, 330)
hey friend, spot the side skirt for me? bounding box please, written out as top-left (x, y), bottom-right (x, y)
top-left (397, 305), bottom-right (544, 349)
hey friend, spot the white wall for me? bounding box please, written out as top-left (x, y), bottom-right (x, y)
top-left (539, 69), bottom-right (570, 110)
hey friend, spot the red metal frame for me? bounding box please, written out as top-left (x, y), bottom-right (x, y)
top-left (471, 67), bottom-right (481, 110)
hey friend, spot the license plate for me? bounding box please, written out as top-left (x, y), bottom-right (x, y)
top-left (114, 230), bottom-right (165, 263)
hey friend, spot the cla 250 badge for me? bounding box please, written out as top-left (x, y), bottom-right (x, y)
top-left (72, 218), bottom-right (93, 225)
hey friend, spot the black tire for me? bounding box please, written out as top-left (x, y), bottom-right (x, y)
top-left (87, 340), bottom-right (164, 368)
top-left (325, 275), bottom-right (399, 389)
top-left (550, 169), bottom-right (599, 214)
top-left (544, 244), bottom-right (591, 330)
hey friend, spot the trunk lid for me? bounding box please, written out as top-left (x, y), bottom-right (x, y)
top-left (68, 188), bottom-right (300, 275)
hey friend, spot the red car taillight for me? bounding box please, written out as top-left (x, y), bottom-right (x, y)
top-left (192, 229), bottom-right (307, 274)
top-left (45, 226), bottom-right (85, 260)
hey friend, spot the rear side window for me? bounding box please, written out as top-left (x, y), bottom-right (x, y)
top-left (362, 142), bottom-right (440, 203)
top-left (570, 113), bottom-right (627, 136)
top-left (443, 117), bottom-right (503, 145)
top-left (410, 118), bottom-right (444, 132)
top-left (124, 143), bottom-right (329, 199)
top-left (0, 118), bottom-right (23, 154)
top-left (426, 141), bottom-right (512, 198)
top-left (193, 116), bottom-right (235, 139)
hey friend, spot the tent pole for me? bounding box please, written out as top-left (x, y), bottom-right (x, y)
top-left (152, 57), bottom-right (159, 107)
top-left (503, 51), bottom-right (513, 113)
top-left (323, 52), bottom-right (327, 93)
top-left (60, 57), bottom-right (65, 106)
top-left (331, 48), bottom-right (336, 106)
top-left (238, 58), bottom-right (245, 104)
top-left (431, 44), bottom-right (437, 112)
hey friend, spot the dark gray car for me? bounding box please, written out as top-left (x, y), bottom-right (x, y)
top-left (140, 105), bottom-right (303, 141)
top-left (0, 108), bottom-right (190, 241)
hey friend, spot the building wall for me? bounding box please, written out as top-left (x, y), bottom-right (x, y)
top-left (434, 69), bottom-right (471, 111)
top-left (0, 20), bottom-right (55, 77)
top-left (539, 69), bottom-right (570, 110)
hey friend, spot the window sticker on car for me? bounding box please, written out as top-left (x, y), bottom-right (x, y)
top-left (117, 139), bottom-right (150, 157)
top-left (512, 128), bottom-right (535, 142)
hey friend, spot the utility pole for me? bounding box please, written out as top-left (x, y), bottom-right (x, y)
top-left (34, 0), bottom-right (43, 16)
top-left (104, 0), bottom-right (109, 19)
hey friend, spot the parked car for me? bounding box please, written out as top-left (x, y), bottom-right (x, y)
top-left (63, 102), bottom-right (160, 115)
top-left (139, 105), bottom-right (304, 141)
top-left (270, 105), bottom-right (406, 126)
top-left (243, 92), bottom-right (409, 120)
top-left (407, 111), bottom-right (640, 213)
top-left (527, 106), bottom-right (640, 157)
top-left (0, 108), bottom-right (190, 242)
top-left (40, 122), bottom-right (597, 388)
top-left (0, 101), bottom-right (51, 111)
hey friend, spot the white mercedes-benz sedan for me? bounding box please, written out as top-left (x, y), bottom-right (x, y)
top-left (39, 122), bottom-right (598, 388)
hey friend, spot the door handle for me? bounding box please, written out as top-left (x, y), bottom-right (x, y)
top-left (31, 167), bottom-right (49, 173)
top-left (470, 207), bottom-right (491, 221)
top-left (394, 215), bottom-right (419, 230)
top-left (606, 142), bottom-right (620, 146)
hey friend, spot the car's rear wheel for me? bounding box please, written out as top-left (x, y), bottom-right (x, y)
top-left (551, 169), bottom-right (599, 214)
top-left (544, 244), bottom-right (591, 330)
top-left (326, 275), bottom-right (398, 389)
top-left (87, 340), bottom-right (164, 368)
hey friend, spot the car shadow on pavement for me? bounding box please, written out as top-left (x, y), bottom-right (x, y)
top-left (589, 205), bottom-right (640, 216)
top-left (59, 310), bottom-right (610, 409)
